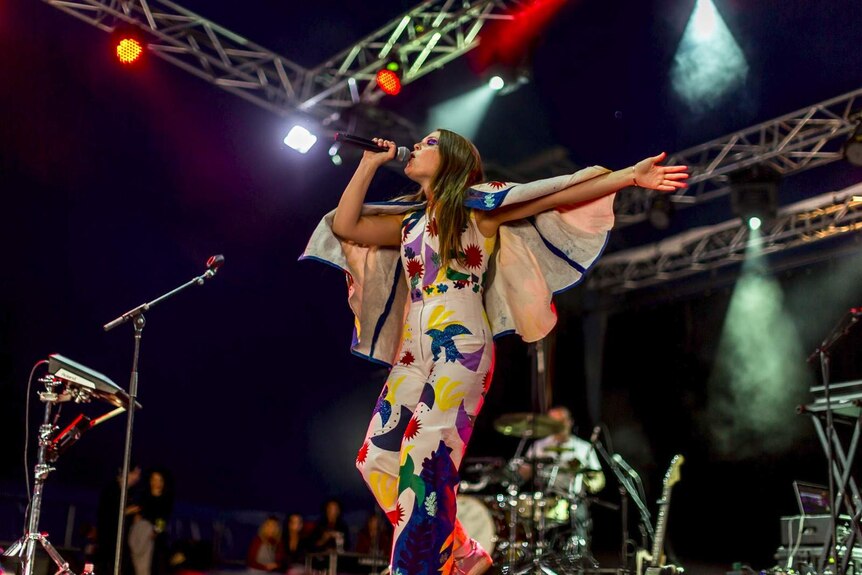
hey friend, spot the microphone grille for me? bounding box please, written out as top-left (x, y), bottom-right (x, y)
top-left (395, 146), bottom-right (410, 163)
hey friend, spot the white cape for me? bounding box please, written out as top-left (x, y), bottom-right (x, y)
top-left (300, 166), bottom-right (615, 366)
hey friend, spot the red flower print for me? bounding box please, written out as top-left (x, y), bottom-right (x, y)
top-left (387, 503), bottom-right (405, 526)
top-left (426, 218), bottom-right (439, 237)
top-left (356, 441), bottom-right (369, 465)
top-left (463, 244), bottom-right (483, 269)
top-left (404, 416), bottom-right (422, 441)
top-left (399, 351), bottom-right (415, 366)
top-left (406, 258), bottom-right (424, 279)
top-left (488, 181), bottom-right (506, 189)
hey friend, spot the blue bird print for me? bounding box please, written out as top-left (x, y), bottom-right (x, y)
top-left (425, 323), bottom-right (472, 362)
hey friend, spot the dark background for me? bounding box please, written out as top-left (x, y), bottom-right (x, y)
top-left (2, 0), bottom-right (862, 571)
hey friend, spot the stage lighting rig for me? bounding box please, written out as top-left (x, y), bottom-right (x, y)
top-left (730, 167), bottom-right (780, 231)
top-left (844, 120), bottom-right (862, 167)
top-left (376, 60), bottom-right (403, 96)
top-left (486, 64), bottom-right (530, 96)
top-left (284, 125), bottom-right (318, 154)
top-left (111, 25), bottom-right (145, 65)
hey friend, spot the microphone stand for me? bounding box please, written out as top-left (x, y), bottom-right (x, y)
top-left (806, 307), bottom-right (861, 575)
top-left (103, 256), bottom-right (223, 575)
top-left (594, 440), bottom-right (653, 571)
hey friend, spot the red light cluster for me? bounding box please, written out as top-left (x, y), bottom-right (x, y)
top-left (116, 37), bottom-right (143, 64)
top-left (376, 69), bottom-right (401, 96)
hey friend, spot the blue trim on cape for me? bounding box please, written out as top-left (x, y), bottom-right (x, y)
top-left (528, 217), bottom-right (587, 274)
top-left (368, 259), bottom-right (404, 360)
top-left (297, 254), bottom-right (345, 271)
top-left (548, 231), bottom-right (610, 296)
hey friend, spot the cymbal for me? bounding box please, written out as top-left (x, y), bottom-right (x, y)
top-left (543, 445), bottom-right (576, 454)
top-left (494, 412), bottom-right (565, 438)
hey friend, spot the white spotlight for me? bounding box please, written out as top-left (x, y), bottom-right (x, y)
top-left (748, 216), bottom-right (762, 231)
top-left (284, 125), bottom-right (318, 154)
top-left (489, 76), bottom-right (505, 91)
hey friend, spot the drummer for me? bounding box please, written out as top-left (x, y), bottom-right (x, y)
top-left (518, 406), bottom-right (605, 496)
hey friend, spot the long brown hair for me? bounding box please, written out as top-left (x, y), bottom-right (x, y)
top-left (397, 129), bottom-right (484, 268)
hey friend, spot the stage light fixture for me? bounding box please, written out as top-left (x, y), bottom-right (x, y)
top-left (730, 167), bottom-right (780, 231)
top-left (376, 61), bottom-right (402, 96)
top-left (112, 25), bottom-right (144, 65)
top-left (328, 142), bottom-right (343, 165)
top-left (486, 65), bottom-right (530, 96)
top-left (283, 125), bottom-right (317, 154)
top-left (844, 121), bottom-right (862, 167)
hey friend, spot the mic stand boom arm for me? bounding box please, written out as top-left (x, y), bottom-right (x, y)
top-left (593, 439), bottom-right (654, 571)
top-left (102, 256), bottom-right (222, 575)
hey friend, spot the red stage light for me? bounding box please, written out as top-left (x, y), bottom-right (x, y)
top-left (376, 69), bottom-right (401, 96)
top-left (115, 37), bottom-right (143, 64)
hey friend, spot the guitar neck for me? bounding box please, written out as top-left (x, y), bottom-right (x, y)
top-left (650, 491), bottom-right (673, 560)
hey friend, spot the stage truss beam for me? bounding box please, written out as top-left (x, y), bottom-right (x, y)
top-left (589, 187), bottom-right (862, 292)
top-left (615, 88), bottom-right (862, 226)
top-left (42, 0), bottom-right (519, 129)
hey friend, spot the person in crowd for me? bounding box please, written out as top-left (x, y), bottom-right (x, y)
top-left (246, 516), bottom-right (285, 572)
top-left (96, 464), bottom-right (142, 575)
top-left (284, 513), bottom-right (310, 575)
top-left (309, 499), bottom-right (349, 553)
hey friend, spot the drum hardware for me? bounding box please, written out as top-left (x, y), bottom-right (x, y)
top-left (493, 412), bottom-right (566, 439)
top-left (542, 445), bottom-right (576, 454)
top-left (491, 422), bottom-right (604, 574)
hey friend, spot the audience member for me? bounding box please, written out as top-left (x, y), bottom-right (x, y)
top-left (246, 516), bottom-right (285, 572)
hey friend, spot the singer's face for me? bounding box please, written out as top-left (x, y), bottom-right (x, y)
top-left (405, 131), bottom-right (441, 191)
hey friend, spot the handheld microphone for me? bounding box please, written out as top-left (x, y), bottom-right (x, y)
top-left (334, 132), bottom-right (410, 162)
top-left (205, 254), bottom-right (225, 279)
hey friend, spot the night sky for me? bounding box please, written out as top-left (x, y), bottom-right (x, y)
top-left (3, 0), bottom-right (862, 571)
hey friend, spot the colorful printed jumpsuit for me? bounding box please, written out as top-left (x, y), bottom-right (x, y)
top-left (355, 207), bottom-right (496, 575)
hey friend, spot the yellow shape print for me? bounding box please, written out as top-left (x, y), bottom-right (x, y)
top-left (434, 377), bottom-right (465, 411)
top-left (369, 471), bottom-right (398, 509)
top-left (427, 305), bottom-right (459, 331)
top-left (385, 375), bottom-right (405, 404)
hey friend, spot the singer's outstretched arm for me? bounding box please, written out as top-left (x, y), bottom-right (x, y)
top-left (474, 152), bottom-right (688, 237)
top-left (331, 139), bottom-right (403, 247)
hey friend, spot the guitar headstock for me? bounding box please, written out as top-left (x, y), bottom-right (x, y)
top-left (663, 454), bottom-right (684, 489)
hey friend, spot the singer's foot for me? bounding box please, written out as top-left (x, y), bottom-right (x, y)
top-left (454, 539), bottom-right (493, 575)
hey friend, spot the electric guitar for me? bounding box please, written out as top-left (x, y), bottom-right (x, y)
top-left (637, 454), bottom-right (685, 575)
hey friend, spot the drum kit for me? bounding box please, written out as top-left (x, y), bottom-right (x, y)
top-left (456, 412), bottom-right (605, 575)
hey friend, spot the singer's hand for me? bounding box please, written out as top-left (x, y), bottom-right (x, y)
top-left (633, 152), bottom-right (689, 192)
top-left (361, 138), bottom-right (397, 168)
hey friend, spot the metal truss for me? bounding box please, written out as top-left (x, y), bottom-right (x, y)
top-left (588, 186), bottom-right (862, 292)
top-left (615, 88), bottom-right (862, 226)
top-left (42, 0), bottom-right (520, 136)
top-left (299, 0), bottom-right (517, 111)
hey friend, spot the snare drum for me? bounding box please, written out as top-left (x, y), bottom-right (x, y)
top-left (513, 491), bottom-right (570, 524)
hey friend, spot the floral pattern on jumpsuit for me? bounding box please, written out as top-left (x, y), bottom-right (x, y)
top-left (356, 208), bottom-right (496, 575)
